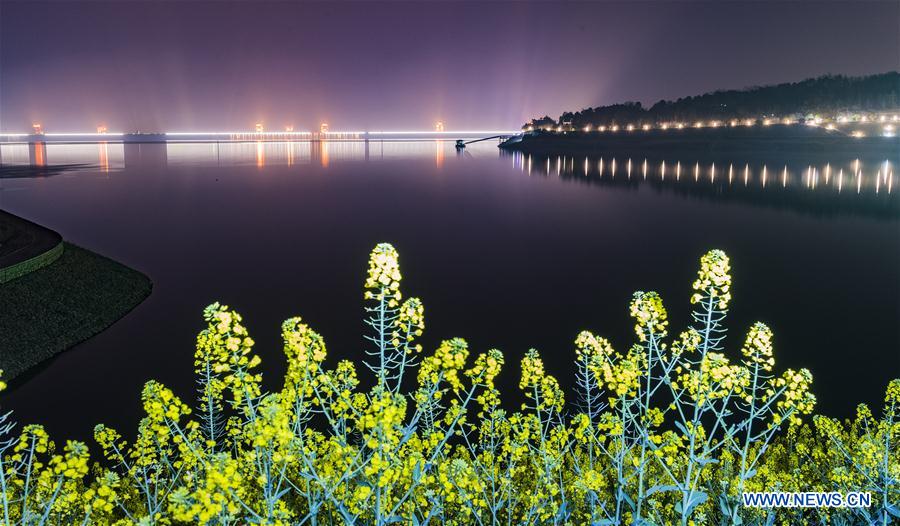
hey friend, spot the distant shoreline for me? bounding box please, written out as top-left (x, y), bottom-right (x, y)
top-left (499, 125), bottom-right (900, 157)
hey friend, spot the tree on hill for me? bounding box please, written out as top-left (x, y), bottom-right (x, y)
top-left (525, 72), bottom-right (900, 129)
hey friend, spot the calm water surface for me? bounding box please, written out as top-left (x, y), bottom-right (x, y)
top-left (1, 140), bottom-right (898, 441)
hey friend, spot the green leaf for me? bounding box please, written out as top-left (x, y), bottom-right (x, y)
top-left (646, 484), bottom-right (680, 496)
top-left (684, 491), bottom-right (708, 516)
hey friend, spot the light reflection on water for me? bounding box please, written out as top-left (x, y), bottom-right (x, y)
top-left (0, 140), bottom-right (493, 170)
top-left (502, 150), bottom-right (899, 219)
top-left (507, 151), bottom-right (895, 196)
top-left (2, 142), bottom-right (898, 218)
top-left (3, 141), bottom-right (893, 192)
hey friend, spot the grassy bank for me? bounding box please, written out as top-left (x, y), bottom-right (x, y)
top-left (0, 210), bottom-right (64, 283)
top-left (0, 243), bottom-right (151, 380)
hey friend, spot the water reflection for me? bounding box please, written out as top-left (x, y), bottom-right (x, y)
top-left (507, 151), bottom-right (899, 218)
top-left (435, 140), bottom-right (444, 168)
top-left (256, 141), bottom-right (265, 168)
top-left (29, 143), bottom-right (47, 167)
top-left (1, 142), bottom-right (897, 219)
top-left (0, 143), bottom-right (125, 170)
top-left (98, 142), bottom-right (110, 173)
top-left (0, 140), bottom-right (483, 172)
top-left (320, 141), bottom-right (329, 168)
top-left (123, 143), bottom-right (168, 169)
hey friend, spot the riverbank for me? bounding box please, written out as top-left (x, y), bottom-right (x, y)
top-left (499, 124), bottom-right (900, 157)
top-left (0, 240), bottom-right (152, 381)
top-left (0, 211), bottom-right (63, 283)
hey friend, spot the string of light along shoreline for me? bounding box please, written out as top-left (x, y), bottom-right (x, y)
top-left (527, 112), bottom-right (898, 138)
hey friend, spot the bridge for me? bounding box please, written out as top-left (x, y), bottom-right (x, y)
top-left (0, 130), bottom-right (522, 144)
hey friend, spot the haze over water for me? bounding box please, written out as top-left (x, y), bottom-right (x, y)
top-left (1, 140), bottom-right (897, 441)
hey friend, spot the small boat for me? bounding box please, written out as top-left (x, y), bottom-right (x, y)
top-left (455, 139), bottom-right (466, 149)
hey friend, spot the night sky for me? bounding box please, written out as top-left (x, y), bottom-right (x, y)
top-left (1, 1), bottom-right (897, 132)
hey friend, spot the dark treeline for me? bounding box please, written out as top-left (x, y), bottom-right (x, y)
top-left (527, 72), bottom-right (900, 129)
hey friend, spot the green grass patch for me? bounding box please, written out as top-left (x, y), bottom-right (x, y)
top-left (0, 241), bottom-right (64, 283)
top-left (0, 243), bottom-right (151, 380)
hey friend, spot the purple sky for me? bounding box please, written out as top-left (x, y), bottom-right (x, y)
top-left (1, 1), bottom-right (897, 132)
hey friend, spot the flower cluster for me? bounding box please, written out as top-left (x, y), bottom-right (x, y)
top-left (691, 249), bottom-right (732, 308)
top-left (774, 368), bottom-right (816, 425)
top-left (364, 242), bottom-right (402, 305)
top-left (196, 302), bottom-right (260, 407)
top-left (742, 322), bottom-right (776, 372)
top-left (520, 349), bottom-right (565, 412)
top-left (629, 291), bottom-right (669, 341)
